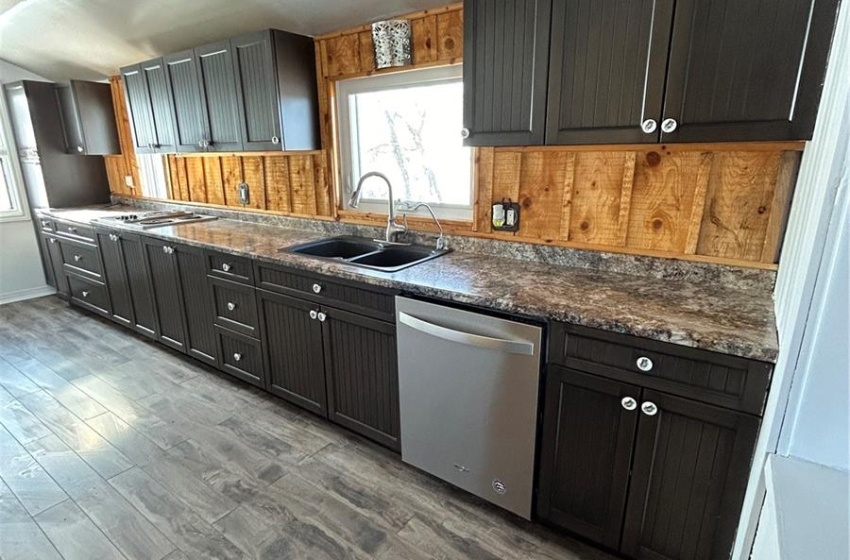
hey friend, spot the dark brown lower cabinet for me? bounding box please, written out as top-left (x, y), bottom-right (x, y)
top-left (121, 233), bottom-right (158, 338)
top-left (96, 229), bottom-right (134, 328)
top-left (538, 367), bottom-right (760, 560)
top-left (142, 237), bottom-right (188, 352)
top-left (323, 307), bottom-right (399, 451)
top-left (258, 289), bottom-right (327, 414)
top-left (621, 390), bottom-right (760, 560)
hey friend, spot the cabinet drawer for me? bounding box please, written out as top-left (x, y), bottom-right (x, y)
top-left (215, 326), bottom-right (264, 388)
top-left (58, 237), bottom-right (102, 279)
top-left (210, 276), bottom-right (259, 337)
top-left (207, 251), bottom-right (254, 285)
top-left (549, 323), bottom-right (771, 415)
top-left (54, 220), bottom-right (95, 242)
top-left (255, 262), bottom-right (397, 321)
top-left (67, 274), bottom-right (110, 316)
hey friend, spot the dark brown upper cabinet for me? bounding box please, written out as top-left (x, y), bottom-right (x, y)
top-left (194, 40), bottom-right (244, 152)
top-left (231, 30), bottom-right (319, 152)
top-left (54, 80), bottom-right (120, 155)
top-left (465, 0), bottom-right (840, 145)
top-left (120, 60), bottom-right (176, 153)
top-left (462, 0), bottom-right (552, 146)
top-left (163, 50), bottom-right (207, 153)
top-left (546, 0), bottom-right (674, 145)
top-left (660, 0), bottom-right (840, 142)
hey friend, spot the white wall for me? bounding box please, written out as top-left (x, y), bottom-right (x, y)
top-left (0, 59), bottom-right (53, 304)
top-left (733, 2), bottom-right (850, 557)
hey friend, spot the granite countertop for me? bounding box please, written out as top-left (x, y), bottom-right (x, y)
top-left (39, 207), bottom-right (779, 363)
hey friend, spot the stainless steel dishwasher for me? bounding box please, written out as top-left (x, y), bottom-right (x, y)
top-left (395, 297), bottom-right (543, 519)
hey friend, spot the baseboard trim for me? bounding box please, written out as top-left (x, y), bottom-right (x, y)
top-left (0, 285), bottom-right (57, 305)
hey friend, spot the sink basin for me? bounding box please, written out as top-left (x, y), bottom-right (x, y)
top-left (284, 236), bottom-right (449, 272)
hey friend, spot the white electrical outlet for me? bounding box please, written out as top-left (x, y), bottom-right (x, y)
top-left (124, 175), bottom-right (135, 189)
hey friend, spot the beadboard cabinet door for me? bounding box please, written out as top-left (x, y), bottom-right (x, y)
top-left (194, 41), bottom-right (243, 152)
top-left (120, 232), bottom-right (158, 339)
top-left (660, 0), bottom-right (840, 142)
top-left (174, 244), bottom-right (218, 367)
top-left (120, 64), bottom-right (157, 152)
top-left (231, 31), bottom-right (282, 152)
top-left (322, 307), bottom-right (400, 451)
top-left (163, 50), bottom-right (206, 153)
top-left (142, 237), bottom-right (188, 352)
top-left (139, 59), bottom-right (176, 153)
top-left (546, 0), bottom-right (674, 145)
top-left (537, 367), bottom-right (640, 548)
top-left (621, 390), bottom-right (760, 560)
top-left (462, 0), bottom-right (552, 146)
top-left (96, 229), bottom-right (134, 329)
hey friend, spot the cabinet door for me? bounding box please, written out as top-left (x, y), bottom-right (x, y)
top-left (44, 235), bottom-right (69, 299)
top-left (622, 390), bottom-right (760, 560)
top-left (96, 230), bottom-right (134, 328)
top-left (163, 51), bottom-right (206, 153)
top-left (174, 244), bottom-right (218, 367)
top-left (140, 59), bottom-right (176, 153)
top-left (661, 0), bottom-right (839, 142)
top-left (322, 307), bottom-right (399, 450)
top-left (120, 64), bottom-right (157, 152)
top-left (546, 0), bottom-right (673, 144)
top-left (141, 238), bottom-right (187, 352)
top-left (231, 31), bottom-right (282, 152)
top-left (537, 366), bottom-right (640, 548)
top-left (120, 233), bottom-right (157, 339)
top-left (257, 290), bottom-right (326, 415)
top-left (54, 84), bottom-right (86, 154)
top-left (463, 0), bottom-right (552, 146)
top-left (195, 41), bottom-right (243, 151)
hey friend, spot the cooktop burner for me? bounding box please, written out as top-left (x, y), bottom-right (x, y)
top-left (93, 211), bottom-right (217, 229)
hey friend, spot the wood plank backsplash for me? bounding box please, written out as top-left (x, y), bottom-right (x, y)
top-left (104, 2), bottom-right (801, 268)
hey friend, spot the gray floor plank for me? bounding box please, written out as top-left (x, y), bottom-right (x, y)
top-left (0, 427), bottom-right (68, 516)
top-left (12, 357), bottom-right (108, 419)
top-left (85, 411), bottom-right (168, 467)
top-left (17, 390), bottom-right (134, 479)
top-left (109, 467), bottom-right (245, 560)
top-left (0, 479), bottom-right (63, 560)
top-left (34, 499), bottom-right (126, 560)
top-left (0, 396), bottom-right (53, 444)
top-left (0, 357), bottom-right (42, 398)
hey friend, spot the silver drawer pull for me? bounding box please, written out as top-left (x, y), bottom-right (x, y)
top-left (317, 312), bottom-right (327, 323)
top-left (312, 283), bottom-right (322, 294)
top-left (233, 353), bottom-right (242, 362)
top-left (309, 310), bottom-right (318, 320)
top-left (49, 238), bottom-right (56, 244)
top-left (41, 220), bottom-right (49, 227)
top-left (636, 356), bottom-right (654, 372)
top-left (81, 290), bottom-right (89, 298)
top-left (74, 255), bottom-right (82, 262)
top-left (76, 146), bottom-right (84, 153)
top-left (621, 397), bottom-right (637, 411)
top-left (641, 401), bottom-right (658, 416)
top-left (226, 302), bottom-right (237, 311)
top-left (221, 263), bottom-right (232, 272)
top-left (68, 226), bottom-right (77, 233)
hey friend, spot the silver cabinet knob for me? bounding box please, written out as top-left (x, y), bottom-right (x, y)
top-left (73, 255), bottom-right (82, 262)
top-left (641, 401), bottom-right (658, 416)
top-left (49, 238), bottom-right (56, 244)
top-left (109, 234), bottom-right (118, 241)
top-left (317, 312), bottom-right (327, 323)
top-left (41, 220), bottom-right (49, 227)
top-left (312, 283), bottom-right (322, 294)
top-left (81, 290), bottom-right (89, 298)
top-left (661, 118), bottom-right (678, 133)
top-left (162, 246), bottom-right (168, 254)
top-left (309, 310), bottom-right (318, 320)
top-left (221, 263), bottom-right (232, 272)
top-left (68, 227), bottom-right (77, 233)
top-left (233, 353), bottom-right (242, 362)
top-left (641, 119), bottom-right (658, 134)
top-left (226, 302), bottom-right (237, 311)
top-left (271, 136), bottom-right (279, 144)
top-left (460, 128), bottom-right (470, 139)
top-left (621, 397), bottom-right (638, 411)
top-left (636, 356), bottom-right (654, 372)
top-left (76, 146), bottom-right (84, 153)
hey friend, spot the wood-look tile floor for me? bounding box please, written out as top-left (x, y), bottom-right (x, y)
top-left (0, 296), bottom-right (616, 560)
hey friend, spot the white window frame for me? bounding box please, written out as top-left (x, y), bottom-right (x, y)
top-left (336, 64), bottom-right (473, 221)
top-left (0, 88), bottom-right (29, 222)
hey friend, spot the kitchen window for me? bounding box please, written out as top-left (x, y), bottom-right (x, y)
top-left (336, 65), bottom-right (473, 221)
top-left (0, 90), bottom-right (26, 221)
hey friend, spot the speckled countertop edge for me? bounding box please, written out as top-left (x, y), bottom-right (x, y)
top-left (38, 207), bottom-right (779, 363)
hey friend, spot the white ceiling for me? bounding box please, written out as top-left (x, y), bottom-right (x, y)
top-left (0, 0), bottom-right (449, 81)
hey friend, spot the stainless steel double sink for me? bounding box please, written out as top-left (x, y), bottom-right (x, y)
top-left (283, 236), bottom-right (450, 272)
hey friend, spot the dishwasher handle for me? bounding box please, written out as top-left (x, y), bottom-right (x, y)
top-left (398, 312), bottom-right (536, 356)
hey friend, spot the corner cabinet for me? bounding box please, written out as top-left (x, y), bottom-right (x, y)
top-left (537, 324), bottom-right (771, 560)
top-left (464, 0), bottom-right (840, 145)
top-left (54, 80), bottom-right (120, 155)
